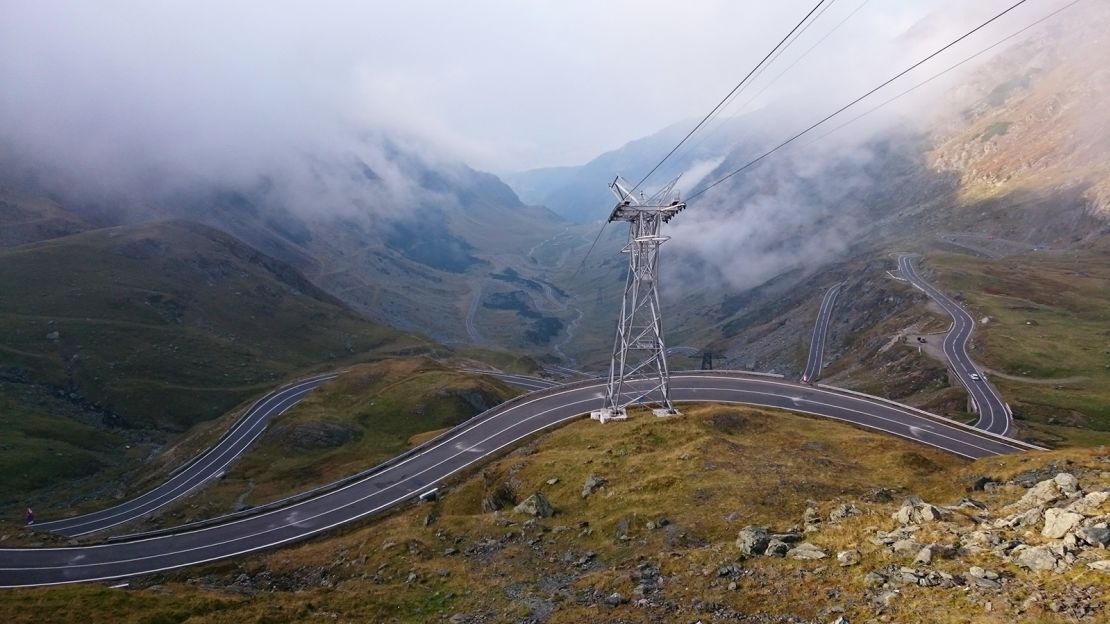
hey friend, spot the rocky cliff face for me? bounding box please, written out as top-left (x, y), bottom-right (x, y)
top-left (929, 4), bottom-right (1110, 219)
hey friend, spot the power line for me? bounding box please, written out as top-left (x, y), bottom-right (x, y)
top-left (674, 0), bottom-right (860, 164)
top-left (687, 0), bottom-right (1033, 201)
top-left (629, 0), bottom-right (831, 195)
top-left (723, 0), bottom-right (871, 128)
top-left (574, 0), bottom-right (831, 275)
top-left (804, 0), bottom-right (1082, 148)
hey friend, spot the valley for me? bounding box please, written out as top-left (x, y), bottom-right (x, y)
top-left (1, 1), bottom-right (1109, 622)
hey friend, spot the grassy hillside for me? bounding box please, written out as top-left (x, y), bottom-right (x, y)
top-left (0, 219), bottom-right (432, 510)
top-left (927, 246), bottom-right (1110, 432)
top-left (0, 220), bottom-right (427, 431)
top-left (7, 406), bottom-right (1109, 623)
top-left (137, 359), bottom-right (519, 528)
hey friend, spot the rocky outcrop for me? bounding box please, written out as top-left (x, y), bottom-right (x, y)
top-left (892, 498), bottom-right (945, 524)
top-left (1042, 508), bottom-right (1084, 539)
top-left (513, 492), bottom-right (555, 518)
top-left (735, 526), bottom-right (770, 556)
top-left (581, 475), bottom-right (607, 499)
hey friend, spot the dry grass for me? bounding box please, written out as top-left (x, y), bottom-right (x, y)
top-left (6, 404), bottom-right (1108, 622)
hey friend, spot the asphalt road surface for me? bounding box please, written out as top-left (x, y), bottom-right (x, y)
top-left (802, 283), bottom-right (842, 383)
top-left (899, 255), bottom-right (1012, 435)
top-left (32, 372), bottom-right (339, 538)
top-left (0, 371), bottom-right (1036, 588)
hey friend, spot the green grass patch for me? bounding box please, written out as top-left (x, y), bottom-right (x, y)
top-left (930, 249), bottom-right (1110, 429)
top-left (151, 358), bottom-right (520, 522)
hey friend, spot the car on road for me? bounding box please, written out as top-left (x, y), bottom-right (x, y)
top-left (969, 373), bottom-right (981, 381)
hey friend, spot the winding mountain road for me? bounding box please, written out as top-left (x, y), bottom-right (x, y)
top-left (898, 255), bottom-right (1012, 436)
top-left (1, 371), bottom-right (1037, 588)
top-left (33, 372), bottom-right (340, 538)
top-left (802, 283), bottom-right (842, 383)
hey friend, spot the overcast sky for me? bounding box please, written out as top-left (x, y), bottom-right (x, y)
top-left (0, 0), bottom-right (1081, 175)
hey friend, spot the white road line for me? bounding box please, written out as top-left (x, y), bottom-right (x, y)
top-left (40, 375), bottom-right (336, 534)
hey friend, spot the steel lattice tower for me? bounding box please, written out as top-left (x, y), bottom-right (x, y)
top-left (590, 176), bottom-right (685, 423)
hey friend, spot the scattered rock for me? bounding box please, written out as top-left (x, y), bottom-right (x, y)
top-left (1089, 560), bottom-right (1110, 571)
top-left (582, 475), bottom-right (607, 498)
top-left (862, 488), bottom-right (896, 503)
top-left (970, 476), bottom-right (997, 491)
top-left (803, 503), bottom-right (822, 531)
top-left (892, 539), bottom-right (921, 555)
top-left (513, 492), bottom-right (555, 518)
top-left (969, 566), bottom-right (1000, 581)
top-left (837, 550), bottom-right (860, 567)
top-left (481, 484), bottom-right (516, 513)
top-left (1054, 473), bottom-right (1080, 496)
top-left (1077, 526), bottom-right (1110, 548)
top-left (1016, 478), bottom-right (1064, 509)
top-left (994, 506), bottom-right (1043, 529)
top-left (1013, 545), bottom-right (1059, 572)
top-left (892, 498), bottom-right (945, 524)
top-left (1066, 491), bottom-right (1109, 516)
top-left (913, 546), bottom-right (933, 565)
top-left (545, 478), bottom-right (559, 486)
top-left (604, 592), bottom-right (627, 607)
top-left (864, 571), bottom-right (886, 587)
top-left (736, 526), bottom-right (770, 556)
top-left (765, 539), bottom-right (790, 557)
top-left (615, 517), bottom-right (630, 540)
top-left (829, 503), bottom-right (861, 524)
top-left (1042, 508), bottom-right (1084, 539)
top-left (787, 543), bottom-right (827, 560)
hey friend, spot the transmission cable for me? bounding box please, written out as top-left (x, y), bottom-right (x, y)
top-left (683, 0), bottom-right (870, 159)
top-left (803, 0), bottom-right (1082, 148)
top-left (687, 0), bottom-right (1033, 201)
top-left (674, 0), bottom-right (858, 166)
top-left (574, 0), bottom-right (830, 275)
top-left (629, 0), bottom-right (830, 196)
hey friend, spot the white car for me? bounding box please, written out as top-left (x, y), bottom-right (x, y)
top-left (969, 373), bottom-right (981, 381)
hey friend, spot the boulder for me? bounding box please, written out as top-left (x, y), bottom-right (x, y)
top-left (1066, 491), bottom-right (1109, 516)
top-left (968, 566), bottom-right (999, 581)
top-left (893, 502), bottom-right (915, 525)
top-left (1076, 526), bottom-right (1110, 548)
top-left (1089, 560), bottom-right (1110, 571)
top-left (918, 504), bottom-right (944, 522)
top-left (913, 546), bottom-right (933, 566)
top-left (765, 539), bottom-right (790, 557)
top-left (994, 507), bottom-right (1043, 529)
top-left (513, 492), bottom-right (555, 518)
top-left (581, 475), bottom-right (607, 498)
top-left (829, 503), bottom-right (861, 523)
top-left (863, 571), bottom-right (886, 587)
top-left (892, 539), bottom-right (921, 555)
top-left (892, 498), bottom-right (944, 524)
top-left (1054, 473), bottom-right (1080, 496)
top-left (787, 543), bottom-right (827, 560)
top-left (837, 549), bottom-right (861, 567)
top-left (603, 592), bottom-right (627, 607)
top-left (1014, 545), bottom-right (1059, 571)
top-left (1042, 509), bottom-right (1084, 539)
top-left (803, 504), bottom-right (822, 529)
top-left (1016, 479), bottom-right (1064, 509)
top-left (736, 526), bottom-right (770, 555)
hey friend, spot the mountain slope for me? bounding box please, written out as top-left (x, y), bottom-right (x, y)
top-left (0, 219), bottom-right (427, 434)
top-left (8, 405), bottom-right (1109, 623)
top-left (504, 117), bottom-right (758, 223)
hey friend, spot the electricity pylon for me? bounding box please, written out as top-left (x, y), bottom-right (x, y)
top-left (591, 176), bottom-right (685, 423)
